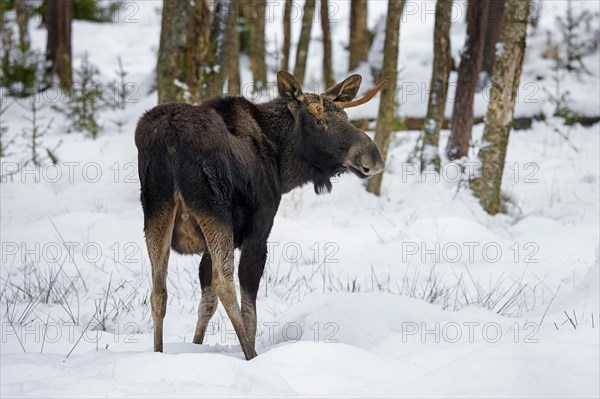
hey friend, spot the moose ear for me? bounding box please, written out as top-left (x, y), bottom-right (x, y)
top-left (277, 71), bottom-right (304, 104)
top-left (323, 74), bottom-right (362, 102)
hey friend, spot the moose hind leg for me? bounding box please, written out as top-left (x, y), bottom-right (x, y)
top-left (195, 214), bottom-right (257, 360)
top-left (145, 204), bottom-right (177, 353)
top-left (238, 242), bottom-right (267, 349)
top-left (193, 252), bottom-right (219, 344)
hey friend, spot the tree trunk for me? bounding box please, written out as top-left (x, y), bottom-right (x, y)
top-left (348, 0), bottom-right (369, 71)
top-left (420, 0), bottom-right (452, 172)
top-left (157, 0), bottom-right (191, 104)
top-left (280, 0), bottom-right (292, 72)
top-left (15, 0), bottom-right (30, 53)
top-left (190, 0), bottom-right (213, 102)
top-left (293, 0), bottom-right (316, 86)
top-left (470, 0), bottom-right (530, 215)
top-left (227, 0), bottom-right (241, 95)
top-left (446, 0), bottom-right (489, 160)
top-left (212, 0), bottom-right (239, 97)
top-left (46, 0), bottom-right (72, 91)
top-left (366, 0), bottom-right (404, 196)
top-left (321, 0), bottom-right (334, 88)
top-left (157, 0), bottom-right (215, 104)
top-left (481, 0), bottom-right (506, 78)
top-left (248, 0), bottom-right (266, 90)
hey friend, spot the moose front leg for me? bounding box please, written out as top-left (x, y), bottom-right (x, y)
top-left (195, 215), bottom-right (257, 360)
top-left (238, 242), bottom-right (267, 348)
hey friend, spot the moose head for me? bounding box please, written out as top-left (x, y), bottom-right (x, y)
top-left (276, 71), bottom-right (386, 191)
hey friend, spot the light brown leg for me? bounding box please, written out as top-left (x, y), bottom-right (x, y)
top-left (193, 287), bottom-right (218, 343)
top-left (145, 206), bottom-right (176, 353)
top-left (195, 215), bottom-right (257, 360)
top-left (193, 253), bottom-right (219, 344)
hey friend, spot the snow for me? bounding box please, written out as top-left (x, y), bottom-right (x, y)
top-left (421, 142), bottom-right (438, 163)
top-left (1, 1), bottom-right (599, 398)
top-left (495, 42), bottom-right (505, 59)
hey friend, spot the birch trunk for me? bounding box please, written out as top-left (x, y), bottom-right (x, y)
top-left (471, 0), bottom-right (530, 214)
top-left (420, 0), bottom-right (452, 172)
top-left (366, 0), bottom-right (405, 196)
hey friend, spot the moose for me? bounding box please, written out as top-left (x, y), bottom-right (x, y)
top-left (135, 71), bottom-right (385, 360)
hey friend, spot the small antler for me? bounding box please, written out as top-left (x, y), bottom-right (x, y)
top-left (335, 78), bottom-right (389, 108)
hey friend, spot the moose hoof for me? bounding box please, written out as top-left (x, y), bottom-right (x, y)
top-left (244, 348), bottom-right (258, 360)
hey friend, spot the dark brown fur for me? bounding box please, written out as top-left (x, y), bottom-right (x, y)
top-left (135, 72), bottom-right (384, 359)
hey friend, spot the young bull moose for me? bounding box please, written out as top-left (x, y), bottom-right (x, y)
top-left (135, 71), bottom-right (386, 360)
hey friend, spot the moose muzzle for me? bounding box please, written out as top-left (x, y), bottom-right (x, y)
top-left (345, 138), bottom-right (385, 179)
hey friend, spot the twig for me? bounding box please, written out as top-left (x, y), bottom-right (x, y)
top-left (563, 310), bottom-right (577, 329)
top-left (543, 116), bottom-right (579, 152)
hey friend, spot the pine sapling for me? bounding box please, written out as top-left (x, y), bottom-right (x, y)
top-left (109, 56), bottom-right (135, 133)
top-left (112, 56), bottom-right (135, 110)
top-left (20, 98), bottom-right (54, 166)
top-left (555, 0), bottom-right (600, 75)
top-left (53, 53), bottom-right (114, 139)
top-left (0, 99), bottom-right (15, 158)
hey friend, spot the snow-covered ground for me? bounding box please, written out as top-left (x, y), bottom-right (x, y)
top-left (1, 1), bottom-right (599, 397)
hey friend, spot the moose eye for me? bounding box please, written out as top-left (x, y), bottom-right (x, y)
top-left (316, 120), bottom-right (324, 126)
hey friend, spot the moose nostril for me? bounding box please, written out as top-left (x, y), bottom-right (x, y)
top-left (358, 155), bottom-right (376, 176)
top-left (359, 156), bottom-right (384, 176)
top-left (352, 150), bottom-right (384, 177)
